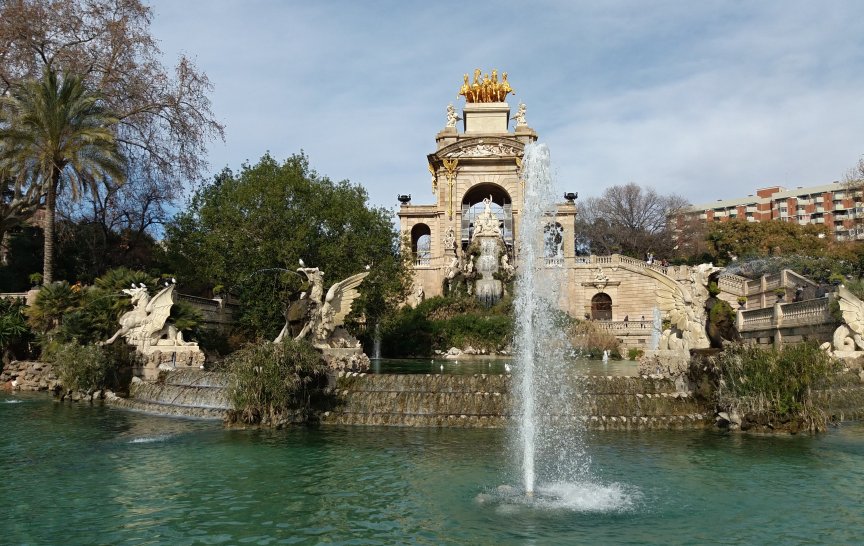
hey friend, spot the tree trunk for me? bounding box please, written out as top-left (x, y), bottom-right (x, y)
top-left (42, 172), bottom-right (58, 284)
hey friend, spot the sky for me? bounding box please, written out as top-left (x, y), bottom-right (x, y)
top-left (149, 0), bottom-right (864, 213)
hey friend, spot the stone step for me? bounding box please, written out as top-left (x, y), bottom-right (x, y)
top-left (319, 411), bottom-right (712, 430)
top-left (108, 396), bottom-right (227, 420)
top-left (332, 391), bottom-right (701, 418)
top-left (130, 381), bottom-right (230, 409)
top-left (335, 373), bottom-right (681, 395)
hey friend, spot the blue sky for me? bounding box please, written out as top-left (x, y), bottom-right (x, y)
top-left (149, 0), bottom-right (864, 211)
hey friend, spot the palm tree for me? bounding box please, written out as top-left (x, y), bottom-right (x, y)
top-left (0, 68), bottom-right (125, 284)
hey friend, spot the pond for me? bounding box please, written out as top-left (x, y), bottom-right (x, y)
top-left (2, 391), bottom-right (863, 544)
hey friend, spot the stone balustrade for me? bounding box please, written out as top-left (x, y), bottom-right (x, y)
top-left (595, 320), bottom-right (654, 334)
top-left (738, 296), bottom-right (833, 333)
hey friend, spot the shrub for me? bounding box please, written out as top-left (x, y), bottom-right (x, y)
top-left (712, 342), bottom-right (841, 431)
top-left (0, 297), bottom-right (33, 364)
top-left (26, 282), bottom-right (81, 334)
top-left (568, 320), bottom-right (620, 359)
top-left (379, 295), bottom-right (514, 357)
top-left (627, 347), bottom-right (644, 361)
top-left (225, 338), bottom-right (328, 425)
top-left (52, 342), bottom-right (113, 392)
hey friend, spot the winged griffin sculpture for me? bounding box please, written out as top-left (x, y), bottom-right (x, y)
top-left (274, 266), bottom-right (369, 347)
top-left (102, 283), bottom-right (194, 347)
top-left (642, 264), bottom-right (719, 353)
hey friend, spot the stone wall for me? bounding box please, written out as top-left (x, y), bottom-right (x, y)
top-left (0, 361), bottom-right (59, 391)
top-left (320, 372), bottom-right (712, 430)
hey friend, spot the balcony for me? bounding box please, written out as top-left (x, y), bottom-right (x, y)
top-left (814, 217), bottom-right (825, 224)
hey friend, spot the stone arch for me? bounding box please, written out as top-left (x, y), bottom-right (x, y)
top-left (411, 223), bottom-right (431, 265)
top-left (461, 183), bottom-right (513, 246)
top-left (590, 292), bottom-right (613, 320)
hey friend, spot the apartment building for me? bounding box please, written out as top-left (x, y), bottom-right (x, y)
top-left (681, 182), bottom-right (864, 241)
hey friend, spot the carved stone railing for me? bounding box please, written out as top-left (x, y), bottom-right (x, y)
top-left (544, 257), bottom-right (564, 267)
top-left (779, 298), bottom-right (833, 328)
top-left (737, 297), bottom-right (833, 332)
top-left (740, 307), bottom-right (775, 331)
top-left (718, 273), bottom-right (747, 295)
top-left (595, 320), bottom-right (654, 335)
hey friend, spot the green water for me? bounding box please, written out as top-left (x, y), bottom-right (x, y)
top-left (2, 392), bottom-right (864, 545)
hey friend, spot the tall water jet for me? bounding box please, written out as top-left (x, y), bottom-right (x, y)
top-left (373, 322), bottom-right (382, 360)
top-left (512, 142), bottom-right (588, 497)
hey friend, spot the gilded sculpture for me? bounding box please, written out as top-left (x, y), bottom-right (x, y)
top-left (458, 69), bottom-right (514, 103)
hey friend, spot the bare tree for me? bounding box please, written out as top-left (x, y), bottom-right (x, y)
top-left (576, 182), bottom-right (689, 259)
top-left (0, 0), bottom-right (224, 269)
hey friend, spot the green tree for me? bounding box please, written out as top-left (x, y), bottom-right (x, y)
top-left (0, 68), bottom-right (125, 283)
top-left (706, 219), bottom-right (832, 266)
top-left (165, 153), bottom-right (411, 339)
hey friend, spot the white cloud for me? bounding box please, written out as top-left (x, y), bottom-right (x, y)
top-left (148, 0), bottom-right (864, 209)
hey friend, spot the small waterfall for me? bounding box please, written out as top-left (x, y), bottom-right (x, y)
top-left (373, 322), bottom-right (382, 360)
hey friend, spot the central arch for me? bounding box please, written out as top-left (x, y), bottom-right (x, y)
top-left (461, 183), bottom-right (513, 247)
top-left (590, 293), bottom-right (613, 321)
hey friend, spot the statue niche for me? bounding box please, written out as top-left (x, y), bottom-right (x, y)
top-left (471, 197), bottom-right (506, 306)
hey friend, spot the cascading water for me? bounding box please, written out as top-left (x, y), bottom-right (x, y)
top-left (505, 142), bottom-right (634, 510)
top-left (373, 322), bottom-right (382, 360)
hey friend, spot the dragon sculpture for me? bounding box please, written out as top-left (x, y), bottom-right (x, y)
top-left (102, 283), bottom-right (194, 348)
top-left (642, 263), bottom-right (719, 353)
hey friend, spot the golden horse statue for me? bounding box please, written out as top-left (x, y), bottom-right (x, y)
top-left (458, 69), bottom-right (514, 103)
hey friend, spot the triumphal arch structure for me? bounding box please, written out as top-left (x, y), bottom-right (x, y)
top-left (398, 70), bottom-right (578, 301)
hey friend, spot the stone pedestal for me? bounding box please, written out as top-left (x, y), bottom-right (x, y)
top-left (137, 347), bottom-right (205, 381)
top-left (463, 102), bottom-right (511, 134)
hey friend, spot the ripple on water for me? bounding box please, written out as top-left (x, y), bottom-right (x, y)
top-left (128, 435), bottom-right (173, 444)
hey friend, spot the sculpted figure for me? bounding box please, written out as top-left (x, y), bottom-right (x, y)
top-left (500, 72), bottom-right (513, 101)
top-left (501, 252), bottom-right (514, 274)
top-left (458, 74), bottom-right (471, 102)
top-left (102, 283), bottom-right (193, 347)
top-left (274, 266), bottom-right (369, 345)
top-left (512, 103), bottom-right (527, 126)
top-left (446, 103), bottom-right (461, 128)
top-left (471, 69), bottom-right (482, 102)
top-left (443, 226), bottom-right (456, 251)
top-left (481, 72), bottom-right (492, 102)
top-left (826, 285), bottom-right (864, 353)
top-left (643, 263), bottom-right (719, 353)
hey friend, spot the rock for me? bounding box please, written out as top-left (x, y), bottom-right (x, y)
top-left (131, 376), bottom-right (143, 384)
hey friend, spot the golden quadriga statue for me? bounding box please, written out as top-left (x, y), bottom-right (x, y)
top-left (458, 69), bottom-right (514, 103)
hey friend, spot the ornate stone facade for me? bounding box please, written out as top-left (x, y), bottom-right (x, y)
top-left (398, 73), bottom-right (577, 300)
top-left (399, 74), bottom-right (725, 355)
